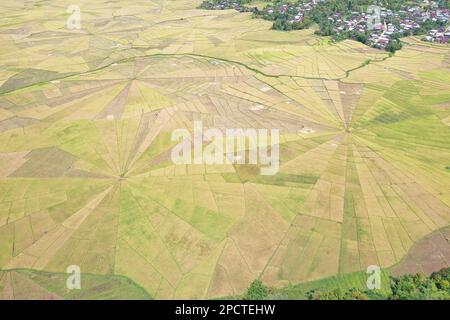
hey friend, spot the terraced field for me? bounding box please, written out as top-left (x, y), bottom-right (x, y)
top-left (0, 0), bottom-right (449, 299)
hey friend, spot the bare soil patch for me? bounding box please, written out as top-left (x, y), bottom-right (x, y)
top-left (390, 226), bottom-right (450, 276)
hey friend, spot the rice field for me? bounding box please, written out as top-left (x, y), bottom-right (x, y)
top-left (0, 0), bottom-right (449, 299)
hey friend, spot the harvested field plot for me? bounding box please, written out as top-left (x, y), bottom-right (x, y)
top-left (390, 226), bottom-right (450, 277)
top-left (0, 0), bottom-right (449, 299)
top-left (0, 269), bottom-right (151, 300)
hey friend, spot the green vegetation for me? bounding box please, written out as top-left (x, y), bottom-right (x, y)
top-left (390, 268), bottom-right (450, 300)
top-left (1, 0), bottom-right (449, 300)
top-left (278, 270), bottom-right (391, 300)
top-left (200, 0), bottom-right (449, 52)
top-left (244, 279), bottom-right (270, 300)
top-left (386, 39), bottom-right (403, 53)
top-left (272, 16), bottom-right (312, 31)
top-left (306, 288), bottom-right (371, 300)
top-left (242, 268), bottom-right (450, 300)
top-left (199, 0), bottom-right (254, 11)
top-left (0, 269), bottom-right (152, 300)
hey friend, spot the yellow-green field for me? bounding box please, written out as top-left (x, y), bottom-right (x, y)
top-left (0, 0), bottom-right (449, 299)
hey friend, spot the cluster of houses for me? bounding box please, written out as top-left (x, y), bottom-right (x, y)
top-left (199, 0), bottom-right (256, 12)
top-left (424, 27), bottom-right (450, 43)
top-left (336, 3), bottom-right (450, 48)
top-left (200, 0), bottom-right (323, 15)
top-left (201, 0), bottom-right (450, 48)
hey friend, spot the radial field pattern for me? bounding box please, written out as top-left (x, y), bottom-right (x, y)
top-left (0, 0), bottom-right (450, 299)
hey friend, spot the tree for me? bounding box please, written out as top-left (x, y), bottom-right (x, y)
top-left (355, 32), bottom-right (368, 44)
top-left (292, 17), bottom-right (313, 30)
top-left (244, 279), bottom-right (269, 300)
top-left (386, 39), bottom-right (403, 53)
top-left (389, 268), bottom-right (450, 300)
top-left (307, 288), bottom-right (369, 300)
